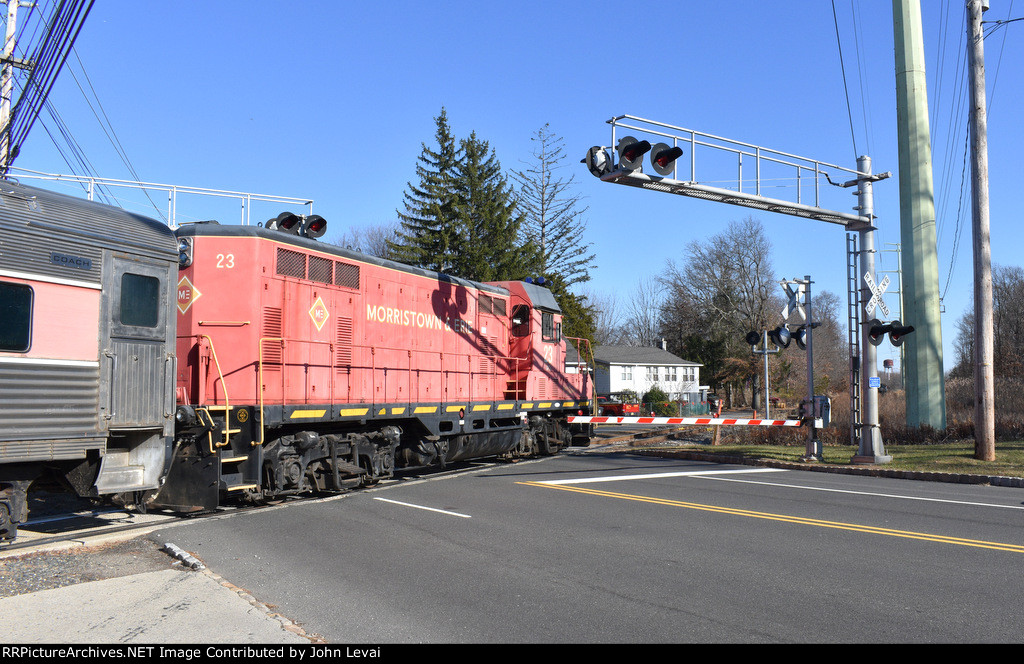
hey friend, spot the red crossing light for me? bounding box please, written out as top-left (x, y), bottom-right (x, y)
top-left (650, 143), bottom-right (683, 176)
top-left (302, 214), bottom-right (327, 239)
top-left (617, 136), bottom-right (651, 171)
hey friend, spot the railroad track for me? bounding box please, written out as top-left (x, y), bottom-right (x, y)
top-left (1, 429), bottom-right (691, 555)
top-left (0, 458), bottom-right (511, 555)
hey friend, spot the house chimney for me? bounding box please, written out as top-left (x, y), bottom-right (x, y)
top-left (659, 338), bottom-right (667, 350)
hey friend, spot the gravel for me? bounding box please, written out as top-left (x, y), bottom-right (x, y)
top-left (0, 536), bottom-right (176, 598)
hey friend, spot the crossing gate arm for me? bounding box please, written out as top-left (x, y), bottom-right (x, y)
top-left (568, 416), bottom-right (823, 428)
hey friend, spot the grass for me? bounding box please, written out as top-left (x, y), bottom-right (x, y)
top-left (648, 378), bottom-right (1024, 479)
top-left (636, 439), bottom-right (1024, 478)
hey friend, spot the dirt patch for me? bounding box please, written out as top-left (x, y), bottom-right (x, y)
top-left (0, 536), bottom-right (174, 598)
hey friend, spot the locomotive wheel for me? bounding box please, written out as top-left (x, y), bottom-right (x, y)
top-left (517, 429), bottom-right (537, 457)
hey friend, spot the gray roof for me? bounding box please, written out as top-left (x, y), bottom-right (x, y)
top-left (593, 345), bottom-right (701, 367)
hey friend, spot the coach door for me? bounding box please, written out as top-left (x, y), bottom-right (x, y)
top-left (102, 256), bottom-right (175, 428)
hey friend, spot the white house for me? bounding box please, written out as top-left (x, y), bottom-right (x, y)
top-left (592, 343), bottom-right (703, 402)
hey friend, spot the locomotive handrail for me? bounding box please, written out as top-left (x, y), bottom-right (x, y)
top-left (257, 335), bottom-right (336, 445)
top-left (257, 334), bottom-right (531, 413)
top-left (198, 334), bottom-right (235, 453)
top-left (355, 340), bottom-right (525, 404)
top-left (248, 332), bottom-right (589, 446)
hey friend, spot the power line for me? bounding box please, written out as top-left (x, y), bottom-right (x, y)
top-left (4, 0), bottom-right (94, 169)
top-left (831, 0), bottom-right (859, 160)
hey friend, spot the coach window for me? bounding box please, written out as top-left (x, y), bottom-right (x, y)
top-left (0, 281), bottom-right (32, 352)
top-left (511, 304), bottom-right (530, 337)
top-left (120, 273), bottom-right (160, 328)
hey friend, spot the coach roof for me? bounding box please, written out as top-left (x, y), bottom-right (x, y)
top-left (0, 180), bottom-right (176, 259)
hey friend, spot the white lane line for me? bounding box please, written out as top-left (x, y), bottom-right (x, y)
top-left (538, 467), bottom-right (787, 485)
top-left (373, 497), bottom-right (472, 518)
top-left (697, 475), bottom-right (1024, 511)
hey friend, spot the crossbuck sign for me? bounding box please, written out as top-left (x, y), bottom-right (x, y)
top-left (780, 280), bottom-right (806, 321)
top-left (864, 273), bottom-right (890, 318)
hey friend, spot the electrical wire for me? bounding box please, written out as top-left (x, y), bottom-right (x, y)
top-left (5, 0), bottom-right (94, 167)
top-left (831, 0), bottom-right (859, 160)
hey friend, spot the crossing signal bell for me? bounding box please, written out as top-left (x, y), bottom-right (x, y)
top-left (868, 319), bottom-right (915, 347)
top-left (582, 146), bottom-right (613, 177)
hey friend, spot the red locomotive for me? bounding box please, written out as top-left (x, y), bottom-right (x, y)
top-left (151, 212), bottom-right (594, 512)
top-left (0, 182), bottom-right (594, 540)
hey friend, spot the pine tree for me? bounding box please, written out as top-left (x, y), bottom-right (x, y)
top-left (451, 131), bottom-right (540, 282)
top-left (511, 124), bottom-right (596, 290)
top-left (389, 108), bottom-right (462, 273)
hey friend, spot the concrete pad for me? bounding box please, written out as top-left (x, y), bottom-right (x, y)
top-left (0, 567), bottom-right (316, 643)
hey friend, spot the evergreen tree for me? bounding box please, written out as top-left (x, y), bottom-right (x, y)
top-left (450, 131), bottom-right (540, 282)
top-left (389, 108), bottom-right (462, 272)
top-left (511, 124), bottom-right (596, 290)
top-left (543, 272), bottom-right (596, 343)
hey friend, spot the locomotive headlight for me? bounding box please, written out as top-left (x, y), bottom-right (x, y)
top-left (177, 237), bottom-right (193, 268)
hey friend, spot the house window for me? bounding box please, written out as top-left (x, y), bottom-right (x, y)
top-left (647, 366), bottom-right (658, 381)
top-left (667, 367), bottom-right (677, 381)
top-left (621, 366), bottom-right (632, 381)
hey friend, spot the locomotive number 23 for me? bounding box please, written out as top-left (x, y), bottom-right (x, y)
top-left (216, 253), bottom-right (236, 268)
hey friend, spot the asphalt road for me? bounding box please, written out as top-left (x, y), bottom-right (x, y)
top-left (148, 449), bottom-right (1024, 643)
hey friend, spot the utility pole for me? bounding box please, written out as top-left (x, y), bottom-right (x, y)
top-left (0, 0), bottom-right (32, 173)
top-left (893, 0), bottom-right (946, 430)
top-left (967, 0), bottom-right (995, 461)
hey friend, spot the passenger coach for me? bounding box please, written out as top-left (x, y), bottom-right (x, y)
top-left (0, 181), bottom-right (178, 539)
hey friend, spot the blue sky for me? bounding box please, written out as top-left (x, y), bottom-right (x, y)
top-left (11, 0), bottom-right (1023, 372)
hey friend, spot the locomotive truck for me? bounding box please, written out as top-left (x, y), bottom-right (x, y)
top-left (0, 181), bottom-right (594, 540)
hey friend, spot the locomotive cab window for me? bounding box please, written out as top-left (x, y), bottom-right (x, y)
top-left (0, 281), bottom-right (33, 352)
top-left (119, 273), bottom-right (160, 328)
top-left (511, 304), bottom-right (530, 338)
top-left (541, 312), bottom-right (560, 343)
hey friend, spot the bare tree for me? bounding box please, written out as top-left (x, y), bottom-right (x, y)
top-left (952, 264), bottom-right (1024, 378)
top-left (585, 288), bottom-right (627, 345)
top-left (620, 277), bottom-right (666, 347)
top-left (660, 217), bottom-right (779, 407)
top-left (329, 221), bottom-right (401, 260)
top-left (511, 124), bottom-right (596, 289)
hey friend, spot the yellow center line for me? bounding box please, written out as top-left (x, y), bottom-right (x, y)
top-left (517, 481), bottom-right (1024, 554)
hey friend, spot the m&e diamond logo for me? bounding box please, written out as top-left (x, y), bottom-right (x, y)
top-left (309, 297), bottom-right (329, 331)
top-left (177, 276), bottom-right (201, 314)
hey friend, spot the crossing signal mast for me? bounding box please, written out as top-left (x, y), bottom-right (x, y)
top-left (584, 115), bottom-right (902, 463)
